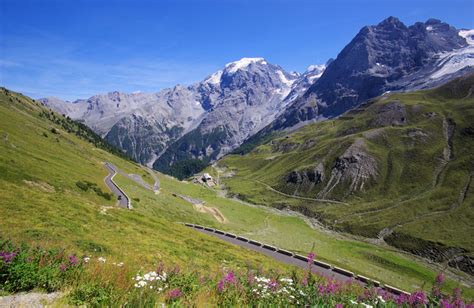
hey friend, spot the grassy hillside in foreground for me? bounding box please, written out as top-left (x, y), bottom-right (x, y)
top-left (0, 87), bottom-right (473, 301)
top-left (0, 88), bottom-right (289, 273)
top-left (215, 74), bottom-right (474, 275)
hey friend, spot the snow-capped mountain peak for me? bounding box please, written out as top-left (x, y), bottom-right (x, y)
top-left (224, 57), bottom-right (267, 73)
top-left (204, 70), bottom-right (223, 85)
top-left (305, 64), bottom-right (326, 82)
top-left (306, 64), bottom-right (326, 73)
top-left (276, 70), bottom-right (295, 88)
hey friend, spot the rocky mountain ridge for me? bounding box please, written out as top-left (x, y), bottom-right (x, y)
top-left (41, 57), bottom-right (325, 170)
top-left (263, 17), bottom-right (474, 133)
top-left (41, 17), bottom-right (474, 178)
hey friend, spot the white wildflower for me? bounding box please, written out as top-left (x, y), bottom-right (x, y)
top-left (83, 257), bottom-right (90, 263)
top-left (98, 257), bottom-right (106, 263)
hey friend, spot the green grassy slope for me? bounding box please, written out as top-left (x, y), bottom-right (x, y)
top-left (116, 172), bottom-right (474, 296)
top-left (1, 87), bottom-right (472, 298)
top-left (216, 75), bottom-right (474, 274)
top-left (0, 88), bottom-right (288, 273)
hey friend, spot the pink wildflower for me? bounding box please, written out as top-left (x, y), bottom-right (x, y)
top-left (440, 298), bottom-right (452, 308)
top-left (156, 262), bottom-right (165, 274)
top-left (59, 263), bottom-right (68, 272)
top-left (396, 293), bottom-right (409, 305)
top-left (247, 272), bottom-right (255, 285)
top-left (409, 290), bottom-right (427, 306)
top-left (452, 288), bottom-right (462, 301)
top-left (167, 288), bottom-right (182, 300)
top-left (217, 280), bottom-right (225, 293)
top-left (307, 252), bottom-right (315, 264)
top-left (68, 255), bottom-right (79, 266)
top-left (268, 279), bottom-right (279, 292)
top-left (326, 281), bottom-right (336, 295)
top-left (435, 273), bottom-right (445, 285)
top-left (318, 284), bottom-right (325, 295)
top-left (0, 251), bottom-right (16, 263)
top-left (224, 271), bottom-right (236, 284)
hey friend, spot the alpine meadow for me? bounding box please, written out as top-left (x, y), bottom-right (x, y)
top-left (1, 1), bottom-right (474, 306)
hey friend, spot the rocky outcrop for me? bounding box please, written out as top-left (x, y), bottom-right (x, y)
top-left (368, 101), bottom-right (407, 127)
top-left (105, 114), bottom-right (183, 165)
top-left (286, 163), bottom-right (325, 185)
top-left (318, 139), bottom-right (378, 198)
top-left (385, 232), bottom-right (474, 275)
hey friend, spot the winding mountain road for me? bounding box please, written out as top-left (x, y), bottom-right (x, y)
top-left (104, 163), bottom-right (131, 209)
top-left (185, 223), bottom-right (410, 297)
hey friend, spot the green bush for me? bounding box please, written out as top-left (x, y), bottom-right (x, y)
top-left (75, 181), bottom-right (113, 200)
top-left (68, 282), bottom-right (117, 306)
top-left (75, 181), bottom-right (90, 191)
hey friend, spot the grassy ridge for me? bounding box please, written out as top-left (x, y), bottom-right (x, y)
top-left (0, 88), bottom-right (288, 274)
top-left (215, 75), bottom-right (474, 277)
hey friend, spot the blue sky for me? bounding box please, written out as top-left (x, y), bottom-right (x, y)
top-left (1, 0), bottom-right (473, 100)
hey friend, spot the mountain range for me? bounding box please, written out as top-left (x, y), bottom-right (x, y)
top-left (40, 17), bottom-right (474, 178)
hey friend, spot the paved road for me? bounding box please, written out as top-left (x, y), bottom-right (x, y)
top-left (107, 162), bottom-right (160, 193)
top-left (185, 224), bottom-right (409, 297)
top-left (143, 165), bottom-right (160, 192)
top-left (104, 163), bottom-right (130, 208)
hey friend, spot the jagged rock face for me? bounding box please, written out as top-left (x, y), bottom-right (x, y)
top-left (286, 163), bottom-right (325, 185)
top-left (104, 114), bottom-right (183, 165)
top-left (279, 64), bottom-right (328, 106)
top-left (368, 101), bottom-right (407, 127)
top-left (154, 58), bottom-right (301, 171)
top-left (265, 18), bottom-right (473, 133)
top-left (106, 86), bottom-right (206, 164)
top-left (318, 139), bottom-right (378, 199)
top-left (41, 58), bottom-right (323, 171)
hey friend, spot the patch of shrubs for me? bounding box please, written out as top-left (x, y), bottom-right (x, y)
top-left (69, 282), bottom-right (118, 306)
top-left (0, 240), bottom-right (82, 293)
top-left (76, 181), bottom-right (113, 200)
top-left (39, 110), bottom-right (132, 161)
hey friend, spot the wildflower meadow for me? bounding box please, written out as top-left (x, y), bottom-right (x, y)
top-left (1, 239), bottom-right (473, 307)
